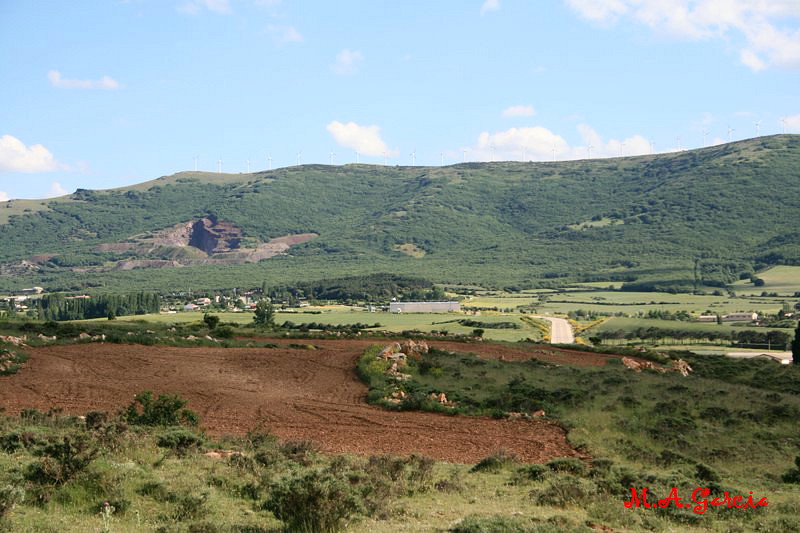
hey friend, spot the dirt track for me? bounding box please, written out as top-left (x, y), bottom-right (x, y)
top-left (0, 340), bottom-right (600, 463)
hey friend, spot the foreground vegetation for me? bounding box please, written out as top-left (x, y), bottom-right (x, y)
top-left (357, 344), bottom-right (800, 531)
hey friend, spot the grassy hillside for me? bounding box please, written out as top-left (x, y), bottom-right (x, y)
top-left (1, 135), bottom-right (799, 292)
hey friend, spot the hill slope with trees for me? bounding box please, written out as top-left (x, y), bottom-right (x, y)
top-left (1, 135), bottom-right (798, 291)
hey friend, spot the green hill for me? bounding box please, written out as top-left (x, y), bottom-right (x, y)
top-left (1, 135), bottom-right (799, 292)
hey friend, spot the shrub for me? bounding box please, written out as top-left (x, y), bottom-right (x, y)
top-left (533, 475), bottom-right (598, 507)
top-left (203, 314), bottom-right (220, 330)
top-left (123, 391), bottom-right (199, 427)
top-left (435, 468), bottom-right (466, 493)
top-left (470, 450), bottom-right (517, 473)
top-left (365, 454), bottom-right (434, 495)
top-left (215, 326), bottom-right (234, 339)
top-left (546, 458), bottom-right (587, 476)
top-left (511, 464), bottom-right (548, 484)
top-left (169, 491), bottom-right (209, 522)
top-left (449, 514), bottom-right (535, 532)
top-left (25, 434), bottom-right (98, 485)
top-left (781, 455), bottom-right (800, 484)
top-left (157, 428), bottom-right (204, 455)
top-left (0, 484), bottom-right (24, 519)
top-left (280, 440), bottom-right (318, 466)
top-left (263, 470), bottom-right (366, 532)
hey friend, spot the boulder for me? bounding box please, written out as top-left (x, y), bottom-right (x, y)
top-left (0, 335), bottom-right (27, 346)
top-left (673, 359), bottom-right (693, 377)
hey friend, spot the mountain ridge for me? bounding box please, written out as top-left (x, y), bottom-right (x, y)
top-left (1, 135), bottom-right (798, 291)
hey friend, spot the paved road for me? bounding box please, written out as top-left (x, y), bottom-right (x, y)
top-left (534, 316), bottom-right (575, 344)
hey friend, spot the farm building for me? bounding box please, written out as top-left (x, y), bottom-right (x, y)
top-left (696, 315), bottom-right (717, 322)
top-left (389, 301), bottom-right (461, 313)
top-left (722, 312), bottom-right (758, 322)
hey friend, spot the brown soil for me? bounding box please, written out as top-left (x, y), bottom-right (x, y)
top-left (0, 340), bottom-right (587, 463)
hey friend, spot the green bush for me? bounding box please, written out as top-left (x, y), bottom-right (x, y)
top-left (0, 484), bottom-right (24, 519)
top-left (25, 434), bottom-right (98, 485)
top-left (470, 450), bottom-right (517, 473)
top-left (123, 391), bottom-right (199, 427)
top-left (263, 470), bottom-right (366, 532)
top-left (546, 458), bottom-right (587, 476)
top-left (215, 326), bottom-right (234, 339)
top-left (533, 475), bottom-right (598, 507)
top-left (511, 464), bottom-right (548, 484)
top-left (157, 428), bottom-right (204, 455)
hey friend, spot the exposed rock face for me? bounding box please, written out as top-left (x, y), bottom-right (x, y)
top-left (86, 217), bottom-right (318, 272)
top-left (189, 218), bottom-right (242, 254)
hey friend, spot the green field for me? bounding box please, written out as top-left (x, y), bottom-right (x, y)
top-left (731, 265), bottom-right (800, 296)
top-left (101, 309), bottom-right (545, 342)
top-left (589, 317), bottom-right (794, 335)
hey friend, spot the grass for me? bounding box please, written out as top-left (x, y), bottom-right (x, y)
top-left (83, 310), bottom-right (545, 342)
top-left (356, 344), bottom-right (800, 531)
top-left (588, 317), bottom-right (795, 335)
top-left (731, 265), bottom-right (800, 296)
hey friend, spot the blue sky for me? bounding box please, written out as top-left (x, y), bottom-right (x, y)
top-left (1, 0), bottom-right (799, 200)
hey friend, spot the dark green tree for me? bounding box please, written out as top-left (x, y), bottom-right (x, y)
top-left (792, 321), bottom-right (800, 364)
top-left (253, 299), bottom-right (275, 327)
top-left (203, 313), bottom-right (220, 330)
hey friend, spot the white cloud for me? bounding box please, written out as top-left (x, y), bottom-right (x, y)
top-left (783, 114), bottom-right (800, 131)
top-left (502, 105), bottom-right (536, 118)
top-left (267, 24), bottom-right (303, 44)
top-left (326, 121), bottom-right (393, 157)
top-left (564, 0), bottom-right (800, 71)
top-left (481, 0), bottom-right (500, 15)
top-left (332, 49), bottom-right (363, 75)
top-left (178, 0), bottom-right (231, 15)
top-left (0, 134), bottom-right (62, 173)
top-left (47, 182), bottom-right (68, 197)
top-left (470, 124), bottom-right (652, 161)
top-left (0, 192), bottom-right (9, 202)
top-left (47, 70), bottom-right (121, 90)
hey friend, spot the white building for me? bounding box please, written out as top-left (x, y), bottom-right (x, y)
top-left (696, 315), bottom-right (717, 323)
top-left (389, 301), bottom-right (460, 313)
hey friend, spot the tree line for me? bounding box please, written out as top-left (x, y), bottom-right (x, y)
top-left (591, 327), bottom-right (792, 349)
top-left (36, 292), bottom-right (161, 321)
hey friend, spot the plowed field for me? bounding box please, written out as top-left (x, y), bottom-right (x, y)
top-left (0, 340), bottom-right (604, 463)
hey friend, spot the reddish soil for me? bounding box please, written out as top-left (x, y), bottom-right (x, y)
top-left (0, 340), bottom-right (589, 463)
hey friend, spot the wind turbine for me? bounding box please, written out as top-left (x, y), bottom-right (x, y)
top-left (619, 143), bottom-right (624, 157)
top-left (702, 130), bottom-right (709, 147)
top-left (194, 156), bottom-right (198, 172)
top-left (676, 136), bottom-right (682, 151)
top-left (383, 151), bottom-right (388, 165)
top-left (650, 142), bottom-right (655, 155)
top-left (218, 158), bottom-right (222, 174)
top-left (587, 145), bottom-right (593, 158)
top-left (440, 152), bottom-right (444, 166)
top-left (727, 126), bottom-right (735, 143)
top-left (330, 152), bottom-right (336, 165)
top-left (782, 118), bottom-right (788, 134)
top-left (410, 150), bottom-right (416, 166)
top-left (551, 147), bottom-right (556, 162)
top-left (267, 155), bottom-right (272, 170)
top-left (490, 144), bottom-right (495, 162)
top-left (296, 152), bottom-right (301, 166)
top-left (462, 149), bottom-right (467, 163)
top-left (755, 121), bottom-right (761, 137)
top-left (246, 159), bottom-right (250, 173)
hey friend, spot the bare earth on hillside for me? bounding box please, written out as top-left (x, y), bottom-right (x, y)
top-left (0, 340), bottom-right (595, 463)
